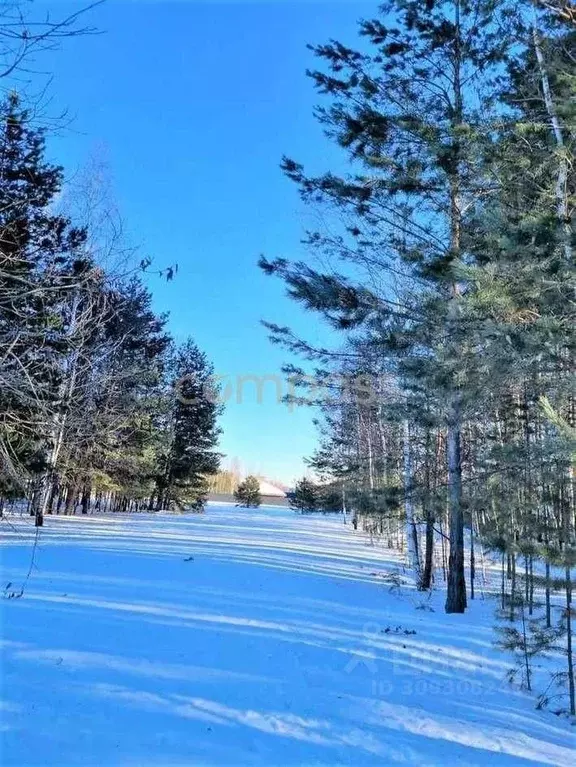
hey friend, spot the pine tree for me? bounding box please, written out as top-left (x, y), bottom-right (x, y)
top-left (495, 597), bottom-right (560, 692)
top-left (234, 476), bottom-right (262, 508)
top-left (463, 12), bottom-right (575, 711)
top-left (152, 340), bottom-right (221, 511)
top-left (290, 478), bottom-right (320, 513)
top-left (261, 0), bottom-right (522, 611)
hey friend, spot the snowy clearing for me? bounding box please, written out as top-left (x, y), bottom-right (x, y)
top-left (1, 505), bottom-right (574, 766)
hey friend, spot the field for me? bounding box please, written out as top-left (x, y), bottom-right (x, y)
top-left (1, 505), bottom-right (574, 766)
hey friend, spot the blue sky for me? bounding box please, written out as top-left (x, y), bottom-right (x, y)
top-left (34, 0), bottom-right (375, 483)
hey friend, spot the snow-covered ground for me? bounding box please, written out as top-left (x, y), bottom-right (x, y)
top-left (1, 505), bottom-right (574, 766)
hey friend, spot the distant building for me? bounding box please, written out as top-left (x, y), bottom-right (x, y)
top-left (257, 480), bottom-right (286, 498)
top-left (208, 478), bottom-right (290, 508)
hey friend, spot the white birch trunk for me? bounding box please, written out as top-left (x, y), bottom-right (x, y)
top-left (403, 419), bottom-right (421, 579)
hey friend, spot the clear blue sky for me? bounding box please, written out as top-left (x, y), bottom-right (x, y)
top-left (35, 0), bottom-right (375, 484)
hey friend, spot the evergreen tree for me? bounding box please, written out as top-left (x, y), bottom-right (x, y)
top-left (152, 340), bottom-right (221, 511)
top-left (463, 13), bottom-right (575, 712)
top-left (268, 1), bottom-right (575, 709)
top-left (290, 478), bottom-right (320, 513)
top-left (234, 476), bottom-right (262, 508)
top-left (261, 0), bottom-right (520, 611)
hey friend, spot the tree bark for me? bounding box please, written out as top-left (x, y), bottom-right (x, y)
top-left (403, 419), bottom-right (421, 583)
top-left (446, 414), bottom-right (467, 612)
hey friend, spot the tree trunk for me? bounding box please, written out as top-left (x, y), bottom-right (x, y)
top-left (81, 485), bottom-right (90, 515)
top-left (403, 419), bottom-right (421, 583)
top-left (470, 521), bottom-right (475, 601)
top-left (510, 553), bottom-right (517, 622)
top-left (421, 507), bottom-right (435, 591)
top-left (532, 17), bottom-right (571, 264)
top-left (445, 417), bottom-right (467, 613)
top-left (64, 484), bottom-right (78, 516)
top-left (566, 566), bottom-right (575, 715)
top-left (545, 560), bottom-right (552, 628)
top-left (444, 1), bottom-right (466, 613)
top-left (46, 479), bottom-right (59, 515)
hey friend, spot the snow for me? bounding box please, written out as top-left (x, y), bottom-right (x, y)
top-left (1, 505), bottom-right (574, 766)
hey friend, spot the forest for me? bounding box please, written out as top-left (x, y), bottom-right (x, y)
top-left (0, 9), bottom-right (221, 523)
top-left (258, 0), bottom-right (576, 712)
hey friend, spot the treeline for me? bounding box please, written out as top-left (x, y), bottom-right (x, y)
top-left (262, 1), bottom-right (575, 712)
top-left (0, 93), bottom-right (221, 524)
top-left (209, 468), bottom-right (242, 495)
top-left (288, 477), bottom-right (343, 514)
